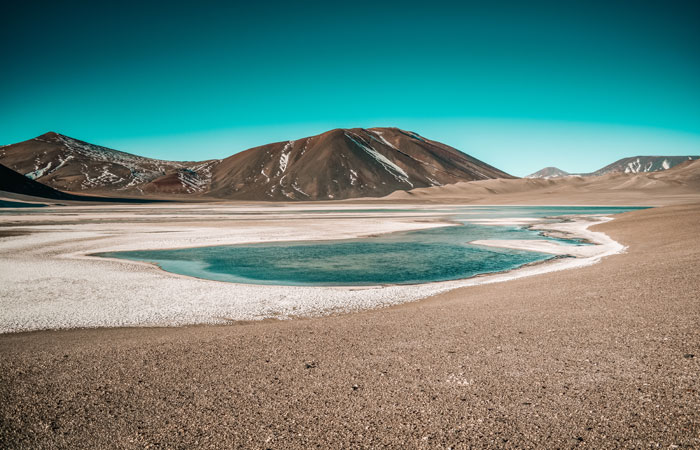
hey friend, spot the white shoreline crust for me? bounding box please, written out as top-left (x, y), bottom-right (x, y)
top-left (470, 216), bottom-right (622, 257)
top-left (0, 205), bottom-right (625, 333)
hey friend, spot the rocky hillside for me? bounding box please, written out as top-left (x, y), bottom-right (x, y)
top-left (0, 132), bottom-right (219, 195)
top-left (592, 156), bottom-right (699, 175)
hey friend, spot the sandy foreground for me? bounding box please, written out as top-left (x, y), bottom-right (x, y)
top-left (1, 202), bottom-right (699, 447)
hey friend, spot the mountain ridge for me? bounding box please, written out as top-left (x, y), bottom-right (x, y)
top-left (527, 155), bottom-right (699, 179)
top-left (387, 159), bottom-right (700, 204)
top-left (0, 128), bottom-right (513, 200)
top-left (0, 131), bottom-right (220, 195)
top-left (591, 155), bottom-right (699, 176)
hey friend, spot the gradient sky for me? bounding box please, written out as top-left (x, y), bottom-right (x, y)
top-left (2, 0), bottom-right (699, 176)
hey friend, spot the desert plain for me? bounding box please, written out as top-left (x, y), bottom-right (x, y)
top-left (1, 170), bottom-right (699, 448)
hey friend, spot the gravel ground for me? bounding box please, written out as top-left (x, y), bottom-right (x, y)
top-left (1, 203), bottom-right (699, 448)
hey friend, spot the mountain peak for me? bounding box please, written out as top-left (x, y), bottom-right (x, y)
top-left (526, 167), bottom-right (571, 179)
top-left (36, 131), bottom-right (62, 140)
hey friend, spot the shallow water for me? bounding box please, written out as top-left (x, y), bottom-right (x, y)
top-left (98, 206), bottom-right (645, 286)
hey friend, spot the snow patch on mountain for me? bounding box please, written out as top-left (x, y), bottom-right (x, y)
top-left (278, 141), bottom-right (294, 174)
top-left (368, 129), bottom-right (398, 150)
top-left (344, 132), bottom-right (412, 187)
top-left (291, 181), bottom-right (310, 197)
top-left (349, 169), bottom-right (358, 186)
top-left (26, 161), bottom-right (53, 180)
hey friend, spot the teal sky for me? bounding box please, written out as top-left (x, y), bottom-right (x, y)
top-left (2, 0), bottom-right (699, 176)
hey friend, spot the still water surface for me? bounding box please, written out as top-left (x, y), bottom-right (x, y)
top-left (98, 206), bottom-right (644, 286)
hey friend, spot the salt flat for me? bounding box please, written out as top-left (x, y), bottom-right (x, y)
top-left (0, 203), bottom-right (622, 333)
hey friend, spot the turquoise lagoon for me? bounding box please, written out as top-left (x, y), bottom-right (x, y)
top-left (98, 206), bottom-right (645, 286)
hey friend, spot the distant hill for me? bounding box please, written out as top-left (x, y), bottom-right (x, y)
top-left (591, 156), bottom-right (700, 175)
top-left (0, 128), bottom-right (513, 201)
top-left (527, 156), bottom-right (699, 179)
top-left (386, 158), bottom-right (700, 204)
top-left (526, 167), bottom-right (571, 179)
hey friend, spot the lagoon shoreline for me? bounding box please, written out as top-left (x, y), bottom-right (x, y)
top-left (1, 206), bottom-right (628, 333)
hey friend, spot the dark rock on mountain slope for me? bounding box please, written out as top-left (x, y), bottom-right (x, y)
top-left (208, 128), bottom-right (513, 200)
top-left (0, 132), bottom-right (219, 195)
top-left (0, 163), bottom-right (165, 203)
top-left (0, 128), bottom-right (513, 200)
top-left (0, 163), bottom-right (82, 200)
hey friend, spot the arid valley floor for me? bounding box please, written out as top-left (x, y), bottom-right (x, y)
top-left (1, 191), bottom-right (699, 448)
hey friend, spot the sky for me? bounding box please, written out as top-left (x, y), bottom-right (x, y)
top-left (2, 0), bottom-right (699, 176)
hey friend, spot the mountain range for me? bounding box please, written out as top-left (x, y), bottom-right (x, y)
top-left (389, 159), bottom-right (700, 204)
top-left (527, 156), bottom-right (699, 178)
top-left (590, 155), bottom-right (700, 176)
top-left (0, 128), bottom-right (511, 201)
top-left (2, 129), bottom-right (698, 202)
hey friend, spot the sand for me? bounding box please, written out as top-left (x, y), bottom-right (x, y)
top-left (1, 201), bottom-right (699, 447)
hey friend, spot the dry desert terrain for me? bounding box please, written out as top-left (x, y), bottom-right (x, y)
top-left (1, 173), bottom-right (699, 447)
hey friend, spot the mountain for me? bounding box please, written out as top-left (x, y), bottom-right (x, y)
top-left (0, 163), bottom-right (83, 200)
top-left (0, 163), bottom-right (166, 204)
top-left (208, 127), bottom-right (513, 200)
top-left (592, 155), bottom-right (699, 176)
top-left (526, 156), bottom-right (699, 179)
top-left (386, 158), bottom-right (700, 205)
top-left (526, 167), bottom-right (571, 179)
top-left (0, 132), bottom-right (220, 195)
top-left (0, 128), bottom-right (513, 200)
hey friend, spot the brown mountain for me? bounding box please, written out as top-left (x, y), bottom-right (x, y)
top-left (0, 128), bottom-right (512, 200)
top-left (0, 132), bottom-right (219, 195)
top-left (209, 127), bottom-right (513, 200)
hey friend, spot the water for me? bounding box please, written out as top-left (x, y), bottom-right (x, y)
top-left (98, 206), bottom-right (646, 286)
